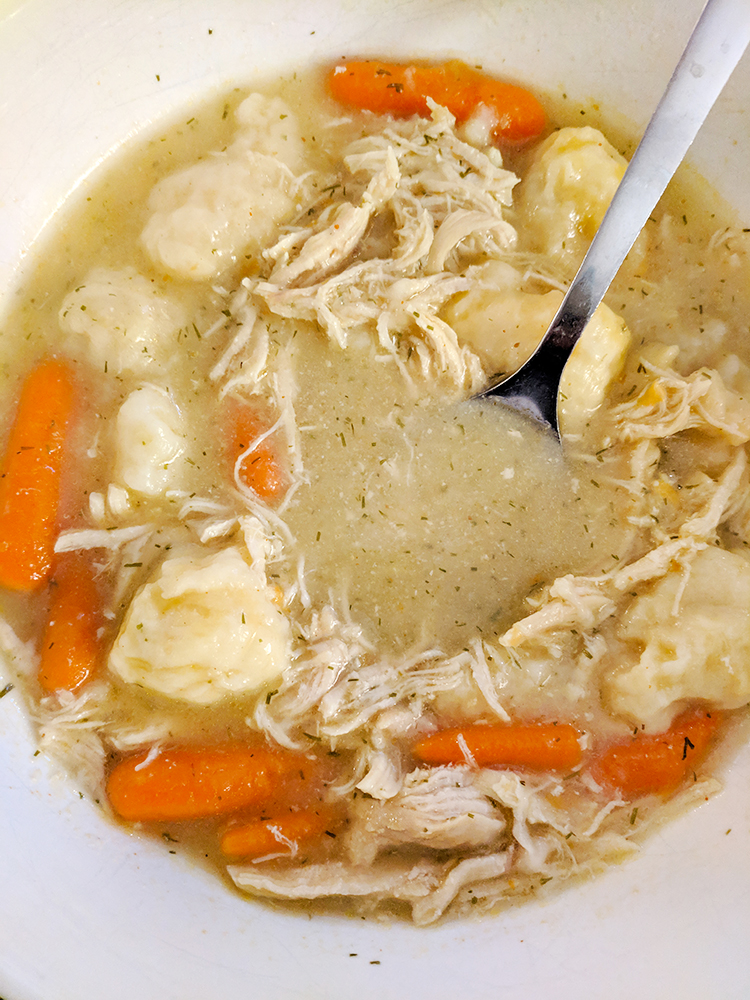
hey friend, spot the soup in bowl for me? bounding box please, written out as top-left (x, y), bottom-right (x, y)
top-left (0, 1), bottom-right (749, 998)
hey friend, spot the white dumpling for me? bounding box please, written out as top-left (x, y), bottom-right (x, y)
top-left (109, 546), bottom-right (290, 705)
top-left (442, 261), bottom-right (554, 374)
top-left (232, 92), bottom-right (306, 168)
top-left (58, 266), bottom-right (186, 375)
top-left (444, 270), bottom-right (630, 438)
top-left (114, 384), bottom-right (187, 496)
top-left (141, 93), bottom-right (309, 280)
top-left (516, 126), bottom-right (627, 277)
top-left (560, 301), bottom-right (630, 439)
top-left (605, 547), bottom-right (750, 730)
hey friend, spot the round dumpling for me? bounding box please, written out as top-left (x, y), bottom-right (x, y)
top-left (605, 547), bottom-right (750, 730)
top-left (444, 261), bottom-right (630, 440)
top-left (515, 126), bottom-right (627, 278)
top-left (140, 93), bottom-right (309, 280)
top-left (114, 383), bottom-right (188, 496)
top-left (58, 266), bottom-right (186, 376)
top-left (109, 546), bottom-right (290, 704)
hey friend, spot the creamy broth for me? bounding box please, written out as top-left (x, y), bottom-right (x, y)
top-left (285, 333), bottom-right (623, 653)
top-left (2, 64), bottom-right (750, 924)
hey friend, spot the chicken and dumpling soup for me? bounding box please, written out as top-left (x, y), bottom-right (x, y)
top-left (1, 60), bottom-right (749, 924)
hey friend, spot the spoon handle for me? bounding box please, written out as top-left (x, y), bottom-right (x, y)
top-left (483, 0), bottom-right (750, 430)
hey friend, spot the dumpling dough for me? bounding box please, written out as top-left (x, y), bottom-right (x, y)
top-left (231, 92), bottom-right (306, 165)
top-left (442, 261), bottom-right (555, 374)
top-left (114, 384), bottom-right (187, 496)
top-left (141, 93), bottom-right (309, 280)
top-left (559, 299), bottom-right (630, 439)
top-left (443, 263), bottom-right (630, 438)
top-left (58, 267), bottom-right (186, 376)
top-left (605, 547), bottom-right (750, 730)
top-left (109, 546), bottom-right (290, 704)
top-left (515, 126), bottom-right (627, 278)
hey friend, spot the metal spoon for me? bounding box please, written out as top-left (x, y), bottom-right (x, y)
top-left (477, 0), bottom-right (750, 435)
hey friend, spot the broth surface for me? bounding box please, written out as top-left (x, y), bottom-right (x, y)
top-left (1, 64), bottom-right (750, 924)
top-left (286, 331), bottom-right (622, 652)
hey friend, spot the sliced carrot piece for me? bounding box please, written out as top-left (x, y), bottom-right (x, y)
top-left (0, 358), bottom-right (76, 591)
top-left (413, 722), bottom-right (582, 771)
top-left (226, 399), bottom-right (288, 503)
top-left (107, 745), bottom-right (318, 823)
top-left (38, 550), bottom-right (103, 693)
top-left (328, 59), bottom-right (545, 143)
top-left (220, 805), bottom-right (340, 858)
top-left (589, 706), bottom-right (721, 798)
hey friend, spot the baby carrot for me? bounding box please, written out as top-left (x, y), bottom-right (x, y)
top-left (0, 358), bottom-right (76, 591)
top-left (327, 59), bottom-right (545, 143)
top-left (226, 400), bottom-right (288, 503)
top-left (107, 744), bottom-right (318, 823)
top-left (413, 722), bottom-right (582, 770)
top-left (220, 805), bottom-right (340, 859)
top-left (38, 550), bottom-right (103, 694)
top-left (589, 707), bottom-right (721, 798)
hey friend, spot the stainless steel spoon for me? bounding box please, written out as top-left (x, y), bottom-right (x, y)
top-left (477, 0), bottom-right (750, 434)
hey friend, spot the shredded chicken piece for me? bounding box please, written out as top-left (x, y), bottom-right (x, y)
top-left (615, 362), bottom-right (750, 445)
top-left (487, 773), bottom-right (623, 858)
top-left (467, 639), bottom-right (511, 721)
top-left (410, 853), bottom-right (511, 926)
top-left (253, 606), bottom-right (370, 749)
top-left (34, 684), bottom-right (112, 800)
top-left (246, 103), bottom-right (516, 389)
top-left (229, 851), bottom-right (513, 925)
top-left (54, 525), bottom-right (152, 553)
top-left (354, 747), bottom-right (404, 800)
top-left (228, 857), bottom-right (439, 904)
top-left (317, 648), bottom-right (467, 738)
top-left (269, 148), bottom-right (400, 286)
top-left (347, 765), bottom-right (507, 864)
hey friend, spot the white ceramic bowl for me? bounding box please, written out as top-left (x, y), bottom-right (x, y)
top-left (1, 2), bottom-right (749, 998)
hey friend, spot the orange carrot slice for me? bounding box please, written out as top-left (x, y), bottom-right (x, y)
top-left (106, 745), bottom-right (318, 823)
top-left (220, 805), bottom-right (340, 858)
top-left (413, 722), bottom-right (582, 770)
top-left (0, 358), bottom-right (76, 591)
top-left (328, 59), bottom-right (545, 143)
top-left (38, 550), bottom-right (103, 693)
top-left (589, 707), bottom-right (721, 798)
top-left (226, 400), bottom-right (288, 503)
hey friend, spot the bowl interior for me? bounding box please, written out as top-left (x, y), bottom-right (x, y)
top-left (1, 2), bottom-right (749, 998)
